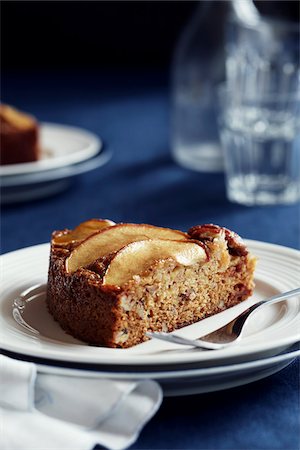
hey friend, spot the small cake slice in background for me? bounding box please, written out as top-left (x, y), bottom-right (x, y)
top-left (0, 104), bottom-right (40, 165)
top-left (47, 220), bottom-right (257, 348)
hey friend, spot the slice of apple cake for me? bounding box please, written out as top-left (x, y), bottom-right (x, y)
top-left (0, 104), bottom-right (40, 165)
top-left (47, 220), bottom-right (256, 348)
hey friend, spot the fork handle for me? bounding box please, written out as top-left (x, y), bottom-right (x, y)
top-left (250, 287), bottom-right (300, 312)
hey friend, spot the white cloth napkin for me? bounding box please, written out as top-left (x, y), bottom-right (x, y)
top-left (0, 355), bottom-right (163, 450)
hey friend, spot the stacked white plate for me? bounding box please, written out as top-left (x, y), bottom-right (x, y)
top-left (1, 240), bottom-right (299, 396)
top-left (0, 123), bottom-right (111, 203)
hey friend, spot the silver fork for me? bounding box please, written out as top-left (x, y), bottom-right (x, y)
top-left (146, 288), bottom-right (300, 350)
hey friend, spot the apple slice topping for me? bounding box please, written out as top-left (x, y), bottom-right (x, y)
top-left (53, 219), bottom-right (115, 246)
top-left (65, 223), bottom-right (188, 273)
top-left (103, 239), bottom-right (207, 287)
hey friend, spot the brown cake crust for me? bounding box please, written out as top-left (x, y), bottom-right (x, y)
top-left (47, 223), bottom-right (256, 348)
top-left (0, 104), bottom-right (40, 165)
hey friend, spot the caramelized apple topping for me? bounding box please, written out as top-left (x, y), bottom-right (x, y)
top-left (103, 239), bottom-right (208, 287)
top-left (65, 223), bottom-right (188, 273)
top-left (53, 219), bottom-right (115, 247)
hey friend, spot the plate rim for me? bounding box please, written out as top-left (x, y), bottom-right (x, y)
top-left (0, 148), bottom-right (112, 188)
top-left (1, 239), bottom-right (300, 367)
top-left (36, 347), bottom-right (300, 379)
top-left (0, 122), bottom-right (102, 177)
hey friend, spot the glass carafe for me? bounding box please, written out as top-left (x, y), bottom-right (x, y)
top-left (171, 1), bottom-right (229, 172)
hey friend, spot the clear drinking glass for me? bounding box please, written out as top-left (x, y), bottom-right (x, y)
top-left (219, 88), bottom-right (300, 205)
top-left (226, 9), bottom-right (300, 100)
top-left (219, 4), bottom-right (300, 205)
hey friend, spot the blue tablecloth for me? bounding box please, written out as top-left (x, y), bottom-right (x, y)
top-left (2, 71), bottom-right (300, 450)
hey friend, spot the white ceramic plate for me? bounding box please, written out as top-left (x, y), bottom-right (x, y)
top-left (33, 345), bottom-right (300, 396)
top-left (0, 122), bottom-right (111, 203)
top-left (0, 123), bottom-right (102, 177)
top-left (1, 241), bottom-right (299, 368)
top-left (0, 149), bottom-right (112, 203)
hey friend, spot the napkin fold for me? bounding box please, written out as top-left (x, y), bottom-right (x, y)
top-left (0, 355), bottom-right (163, 450)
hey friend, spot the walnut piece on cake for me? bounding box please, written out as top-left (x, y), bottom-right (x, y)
top-left (47, 220), bottom-right (257, 348)
top-left (0, 104), bottom-right (40, 165)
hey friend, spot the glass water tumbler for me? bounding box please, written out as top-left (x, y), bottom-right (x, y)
top-left (219, 90), bottom-right (300, 205)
